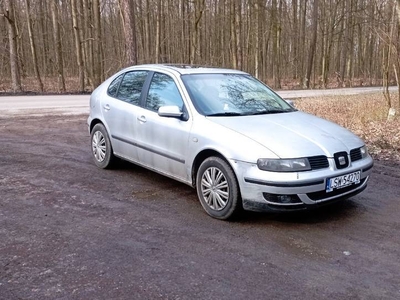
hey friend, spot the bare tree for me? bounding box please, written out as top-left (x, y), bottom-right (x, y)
top-left (155, 0), bottom-right (161, 63)
top-left (230, 0), bottom-right (237, 69)
top-left (235, 0), bottom-right (242, 70)
top-left (92, 0), bottom-right (102, 87)
top-left (397, 0), bottom-right (400, 19)
top-left (1, 0), bottom-right (22, 92)
top-left (190, 0), bottom-right (205, 64)
top-left (395, 0), bottom-right (400, 108)
top-left (51, 0), bottom-right (65, 92)
top-left (254, 0), bottom-right (260, 78)
top-left (0, 0), bottom-right (398, 93)
top-left (25, 0), bottom-right (43, 91)
top-left (304, 0), bottom-right (318, 88)
top-left (119, 0), bottom-right (138, 66)
top-left (71, 0), bottom-right (85, 92)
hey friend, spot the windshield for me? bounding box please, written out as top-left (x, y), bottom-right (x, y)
top-left (181, 74), bottom-right (295, 116)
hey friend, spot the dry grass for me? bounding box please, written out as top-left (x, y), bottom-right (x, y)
top-left (0, 76), bottom-right (90, 94)
top-left (296, 93), bottom-right (400, 163)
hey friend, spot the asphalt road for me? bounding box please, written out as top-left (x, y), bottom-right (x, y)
top-left (0, 86), bottom-right (396, 117)
top-left (0, 93), bottom-right (399, 299)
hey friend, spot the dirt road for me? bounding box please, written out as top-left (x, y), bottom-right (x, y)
top-left (0, 86), bottom-right (396, 117)
top-left (1, 114), bottom-right (399, 299)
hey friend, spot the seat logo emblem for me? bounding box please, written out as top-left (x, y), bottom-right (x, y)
top-left (338, 156), bottom-right (346, 165)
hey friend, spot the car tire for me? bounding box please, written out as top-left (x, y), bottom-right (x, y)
top-left (196, 156), bottom-right (242, 220)
top-left (90, 123), bottom-right (116, 169)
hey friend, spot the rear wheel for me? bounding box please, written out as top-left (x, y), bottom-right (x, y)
top-left (196, 157), bottom-right (242, 220)
top-left (90, 123), bottom-right (116, 169)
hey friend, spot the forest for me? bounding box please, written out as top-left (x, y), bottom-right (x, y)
top-left (1, 0), bottom-right (399, 102)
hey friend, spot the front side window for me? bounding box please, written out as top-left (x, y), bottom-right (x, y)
top-left (116, 71), bottom-right (148, 105)
top-left (181, 74), bottom-right (295, 116)
top-left (145, 73), bottom-right (184, 112)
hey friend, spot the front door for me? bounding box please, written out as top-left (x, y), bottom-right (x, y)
top-left (135, 72), bottom-right (192, 183)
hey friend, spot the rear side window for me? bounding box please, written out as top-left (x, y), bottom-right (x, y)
top-left (116, 71), bottom-right (148, 105)
top-left (107, 74), bottom-right (123, 97)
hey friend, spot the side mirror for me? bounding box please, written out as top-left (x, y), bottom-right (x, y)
top-left (285, 99), bottom-right (295, 107)
top-left (158, 105), bottom-right (183, 118)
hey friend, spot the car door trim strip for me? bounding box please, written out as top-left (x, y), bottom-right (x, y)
top-left (112, 135), bottom-right (185, 164)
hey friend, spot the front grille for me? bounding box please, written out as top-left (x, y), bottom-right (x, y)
top-left (350, 148), bottom-right (362, 162)
top-left (307, 178), bottom-right (366, 201)
top-left (308, 155), bottom-right (329, 170)
top-left (334, 151), bottom-right (349, 169)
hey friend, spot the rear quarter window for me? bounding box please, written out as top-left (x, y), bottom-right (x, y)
top-left (107, 74), bottom-right (123, 97)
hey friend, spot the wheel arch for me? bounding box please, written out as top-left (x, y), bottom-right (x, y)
top-left (193, 150), bottom-right (244, 219)
top-left (89, 118), bottom-right (104, 133)
top-left (191, 149), bottom-right (236, 189)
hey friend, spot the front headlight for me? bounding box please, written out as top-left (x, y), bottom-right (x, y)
top-left (257, 158), bottom-right (311, 172)
top-left (360, 145), bottom-right (368, 158)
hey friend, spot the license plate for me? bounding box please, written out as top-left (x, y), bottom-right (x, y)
top-left (326, 171), bottom-right (361, 193)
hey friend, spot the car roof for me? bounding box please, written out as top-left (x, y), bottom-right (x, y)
top-left (127, 64), bottom-right (249, 76)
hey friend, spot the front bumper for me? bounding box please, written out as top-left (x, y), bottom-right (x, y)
top-left (231, 156), bottom-right (373, 212)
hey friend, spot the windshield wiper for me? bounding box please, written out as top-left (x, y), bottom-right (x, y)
top-left (247, 109), bottom-right (293, 115)
top-left (206, 112), bottom-right (243, 117)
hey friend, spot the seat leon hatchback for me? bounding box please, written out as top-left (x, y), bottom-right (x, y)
top-left (88, 64), bottom-right (373, 220)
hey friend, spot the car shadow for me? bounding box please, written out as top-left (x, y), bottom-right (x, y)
top-left (237, 199), bottom-right (363, 225)
top-left (109, 159), bottom-right (366, 226)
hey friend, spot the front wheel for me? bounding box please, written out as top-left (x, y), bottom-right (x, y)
top-left (90, 123), bottom-right (116, 169)
top-left (196, 157), bottom-right (242, 220)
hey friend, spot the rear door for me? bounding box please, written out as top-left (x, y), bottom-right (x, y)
top-left (101, 70), bottom-right (149, 161)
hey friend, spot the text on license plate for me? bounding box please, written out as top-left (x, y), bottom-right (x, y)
top-left (326, 171), bottom-right (361, 193)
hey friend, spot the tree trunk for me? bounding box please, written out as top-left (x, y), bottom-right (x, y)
top-left (298, 0), bottom-right (307, 86)
top-left (272, 0), bottom-right (277, 86)
top-left (25, 0), bottom-right (43, 91)
top-left (292, 0), bottom-right (298, 79)
top-left (230, 0), bottom-right (237, 69)
top-left (395, 0), bottom-right (400, 108)
top-left (119, 0), bottom-right (137, 66)
top-left (367, 3), bottom-right (375, 86)
top-left (345, 0), bottom-right (355, 87)
top-left (144, 0), bottom-right (151, 61)
top-left (39, 0), bottom-right (49, 76)
top-left (254, 0), bottom-right (260, 78)
top-left (82, 0), bottom-right (94, 88)
top-left (51, 0), bottom-right (65, 92)
top-left (383, 4), bottom-right (396, 109)
top-left (397, 0), bottom-right (400, 22)
top-left (235, 0), bottom-right (242, 70)
top-left (2, 0), bottom-right (22, 92)
top-left (190, 0), bottom-right (205, 64)
top-left (155, 0), bottom-right (161, 63)
top-left (71, 0), bottom-right (85, 92)
top-left (304, 0), bottom-right (318, 88)
top-left (92, 0), bottom-right (102, 87)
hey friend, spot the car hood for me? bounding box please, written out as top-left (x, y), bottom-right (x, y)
top-left (207, 111), bottom-right (364, 158)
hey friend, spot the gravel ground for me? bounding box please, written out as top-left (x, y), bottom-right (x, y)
top-left (0, 114), bottom-right (399, 300)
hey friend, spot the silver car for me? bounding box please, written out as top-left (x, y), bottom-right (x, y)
top-left (88, 64), bottom-right (373, 220)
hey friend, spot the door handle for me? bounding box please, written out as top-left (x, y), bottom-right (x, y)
top-left (137, 115), bottom-right (147, 123)
top-left (103, 104), bottom-right (110, 111)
